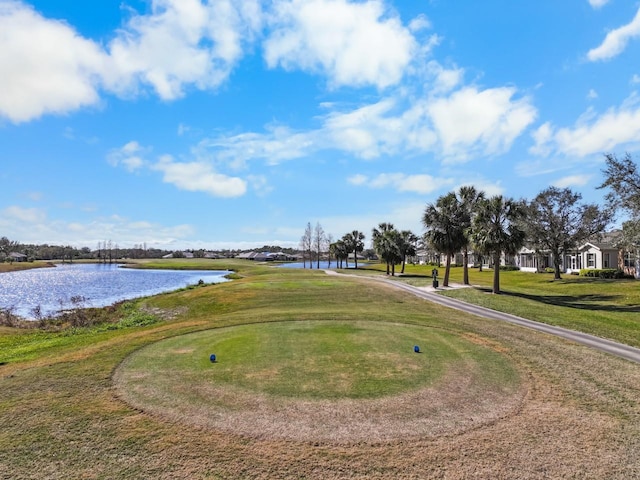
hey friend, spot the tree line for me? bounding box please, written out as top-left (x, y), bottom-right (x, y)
top-left (302, 152), bottom-right (640, 295)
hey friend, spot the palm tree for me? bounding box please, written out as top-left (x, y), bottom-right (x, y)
top-left (456, 186), bottom-right (485, 285)
top-left (372, 222), bottom-right (402, 275)
top-left (398, 230), bottom-right (418, 274)
top-left (330, 240), bottom-right (349, 269)
top-left (471, 195), bottom-right (526, 294)
top-left (342, 230), bottom-right (365, 269)
top-left (422, 192), bottom-right (466, 287)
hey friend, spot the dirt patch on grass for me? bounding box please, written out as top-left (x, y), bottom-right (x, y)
top-left (140, 305), bottom-right (188, 321)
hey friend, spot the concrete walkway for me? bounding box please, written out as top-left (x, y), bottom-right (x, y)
top-left (326, 270), bottom-right (640, 364)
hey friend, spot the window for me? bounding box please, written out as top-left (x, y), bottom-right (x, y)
top-left (604, 253), bottom-right (610, 268)
top-left (587, 253), bottom-right (596, 268)
top-left (624, 252), bottom-right (635, 268)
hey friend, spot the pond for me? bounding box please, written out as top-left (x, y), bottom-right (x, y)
top-left (0, 263), bottom-right (230, 319)
top-left (278, 261), bottom-right (350, 269)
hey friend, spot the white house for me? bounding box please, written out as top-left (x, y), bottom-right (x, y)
top-left (515, 238), bottom-right (638, 277)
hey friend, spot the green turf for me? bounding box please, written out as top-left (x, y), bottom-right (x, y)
top-left (117, 320), bottom-right (520, 402)
top-left (360, 263), bottom-right (640, 348)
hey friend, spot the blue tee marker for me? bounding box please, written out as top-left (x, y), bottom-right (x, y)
top-left (414, 345), bottom-right (420, 353)
top-left (209, 354), bottom-right (217, 363)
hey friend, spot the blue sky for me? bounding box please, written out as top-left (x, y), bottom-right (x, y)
top-left (1, 0), bottom-right (640, 250)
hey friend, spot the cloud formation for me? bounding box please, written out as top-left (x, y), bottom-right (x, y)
top-left (347, 172), bottom-right (453, 194)
top-left (264, 0), bottom-right (416, 89)
top-left (588, 7), bottom-right (640, 61)
top-left (0, 1), bottom-right (108, 123)
top-left (107, 141), bottom-right (149, 172)
top-left (530, 95), bottom-right (640, 157)
top-left (0, 0), bottom-right (424, 123)
top-left (108, 0), bottom-right (261, 99)
top-left (152, 155), bottom-right (247, 198)
top-left (199, 81), bottom-right (536, 166)
top-left (552, 175), bottom-right (592, 188)
top-left (0, 204), bottom-right (194, 248)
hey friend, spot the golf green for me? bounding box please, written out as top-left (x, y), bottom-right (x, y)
top-left (115, 320), bottom-right (525, 442)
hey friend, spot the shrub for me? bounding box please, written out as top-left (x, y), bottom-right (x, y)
top-left (0, 306), bottom-right (18, 327)
top-left (579, 268), bottom-right (624, 279)
top-left (106, 302), bottom-right (159, 330)
top-left (499, 265), bottom-right (520, 271)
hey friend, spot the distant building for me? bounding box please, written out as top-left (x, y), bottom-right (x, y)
top-left (8, 252), bottom-right (27, 262)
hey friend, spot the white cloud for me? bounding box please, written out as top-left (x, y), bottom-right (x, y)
top-left (200, 83), bottom-right (535, 167)
top-left (347, 174), bottom-right (368, 186)
top-left (455, 180), bottom-right (504, 197)
top-left (107, 141), bottom-right (149, 171)
top-left (426, 61), bottom-right (464, 94)
top-left (199, 125), bottom-right (318, 168)
top-left (529, 122), bottom-right (554, 157)
top-left (1, 205), bottom-right (46, 224)
top-left (263, 0), bottom-right (416, 89)
top-left (427, 86), bottom-right (537, 162)
top-left (0, 1), bottom-right (109, 123)
top-left (0, 0), bottom-right (261, 123)
top-left (317, 200), bottom-right (428, 238)
top-left (530, 95), bottom-right (640, 157)
top-left (587, 89), bottom-right (598, 100)
top-left (108, 0), bottom-right (261, 99)
top-left (177, 123), bottom-right (191, 136)
top-left (152, 155), bottom-right (247, 197)
top-left (247, 175), bottom-right (273, 196)
top-left (588, 0), bottom-right (610, 8)
top-left (108, 141), bottom-right (249, 198)
top-left (348, 172), bottom-right (453, 195)
top-left (588, 7), bottom-right (640, 61)
top-left (408, 14), bottom-right (431, 32)
top-left (0, 207), bottom-right (195, 248)
top-left (552, 174), bottom-right (592, 188)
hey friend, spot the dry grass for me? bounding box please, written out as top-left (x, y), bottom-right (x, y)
top-left (114, 359), bottom-right (527, 444)
top-left (1, 266), bottom-right (639, 479)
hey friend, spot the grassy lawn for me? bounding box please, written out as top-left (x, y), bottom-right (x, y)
top-left (117, 320), bottom-right (519, 400)
top-left (360, 263), bottom-right (640, 348)
top-left (0, 262), bottom-right (55, 273)
top-left (1, 259), bottom-right (639, 478)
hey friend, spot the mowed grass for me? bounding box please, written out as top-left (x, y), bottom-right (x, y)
top-left (117, 320), bottom-right (519, 401)
top-left (361, 263), bottom-right (640, 348)
top-left (1, 259), bottom-right (639, 478)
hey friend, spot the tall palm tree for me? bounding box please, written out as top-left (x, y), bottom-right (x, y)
top-left (422, 192), bottom-right (466, 287)
top-left (471, 195), bottom-right (526, 294)
top-left (343, 230), bottom-right (365, 269)
top-left (456, 186), bottom-right (485, 285)
top-left (399, 230), bottom-right (418, 274)
top-left (372, 222), bottom-right (402, 275)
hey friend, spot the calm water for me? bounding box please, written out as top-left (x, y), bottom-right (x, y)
top-left (0, 263), bottom-right (230, 319)
top-left (279, 261), bottom-right (354, 269)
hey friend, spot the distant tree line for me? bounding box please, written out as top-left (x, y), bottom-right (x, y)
top-left (300, 153), bottom-right (640, 295)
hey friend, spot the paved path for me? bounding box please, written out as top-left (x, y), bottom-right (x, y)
top-left (326, 270), bottom-right (640, 364)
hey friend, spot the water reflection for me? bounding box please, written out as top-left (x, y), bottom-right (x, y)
top-left (0, 263), bottom-right (230, 319)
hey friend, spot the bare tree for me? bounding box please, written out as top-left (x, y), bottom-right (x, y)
top-left (314, 223), bottom-right (326, 269)
top-left (301, 222), bottom-right (313, 268)
top-left (325, 233), bottom-right (334, 267)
